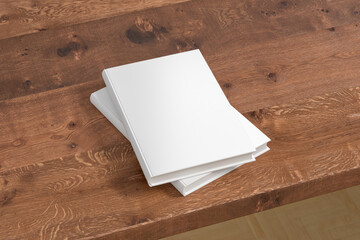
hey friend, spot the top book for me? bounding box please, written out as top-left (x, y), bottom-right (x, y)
top-left (102, 49), bottom-right (255, 186)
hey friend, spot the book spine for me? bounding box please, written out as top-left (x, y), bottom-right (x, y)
top-left (90, 89), bottom-right (128, 138)
top-left (102, 70), bottom-right (154, 186)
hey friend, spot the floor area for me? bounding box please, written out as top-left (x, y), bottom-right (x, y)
top-left (163, 185), bottom-right (360, 240)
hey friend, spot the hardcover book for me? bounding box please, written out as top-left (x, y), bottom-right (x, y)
top-left (102, 50), bottom-right (256, 186)
top-left (91, 88), bottom-right (270, 195)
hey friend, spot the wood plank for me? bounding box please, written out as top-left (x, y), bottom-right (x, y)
top-left (1, 86), bottom-right (360, 239)
top-left (1, 0), bottom-right (360, 102)
top-left (2, 18), bottom-right (360, 171)
top-left (2, 0), bottom-right (360, 239)
top-left (0, 80), bottom-right (128, 171)
top-left (0, 0), bottom-right (190, 40)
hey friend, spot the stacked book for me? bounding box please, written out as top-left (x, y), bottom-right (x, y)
top-left (90, 50), bottom-right (270, 196)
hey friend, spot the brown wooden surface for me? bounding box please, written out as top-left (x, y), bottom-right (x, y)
top-left (1, 0), bottom-right (360, 239)
top-left (0, 0), bottom-right (190, 40)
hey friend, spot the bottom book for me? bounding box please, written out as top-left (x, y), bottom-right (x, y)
top-left (90, 88), bottom-right (270, 196)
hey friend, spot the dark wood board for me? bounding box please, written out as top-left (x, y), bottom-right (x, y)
top-left (0, 0), bottom-right (190, 40)
top-left (1, 0), bottom-right (360, 102)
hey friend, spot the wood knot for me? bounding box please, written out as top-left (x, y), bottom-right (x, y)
top-left (68, 121), bottom-right (76, 129)
top-left (174, 39), bottom-right (198, 52)
top-left (131, 216), bottom-right (150, 225)
top-left (248, 109), bottom-right (264, 121)
top-left (328, 27), bottom-right (335, 32)
top-left (256, 192), bottom-right (281, 211)
top-left (320, 9), bottom-right (329, 13)
top-left (37, 28), bottom-right (47, 32)
top-left (126, 27), bottom-right (155, 44)
top-left (57, 41), bottom-right (80, 57)
top-left (22, 80), bottom-right (32, 89)
top-left (274, 196), bottom-right (280, 205)
top-left (0, 15), bottom-right (9, 23)
top-left (267, 72), bottom-right (277, 82)
top-left (259, 194), bottom-right (270, 204)
top-left (12, 138), bottom-right (26, 147)
top-left (223, 83), bottom-right (232, 89)
top-left (261, 11), bottom-right (276, 17)
top-left (126, 18), bottom-right (168, 44)
top-left (57, 37), bottom-right (87, 58)
top-left (21, 48), bottom-right (29, 56)
top-left (280, 1), bottom-right (288, 7)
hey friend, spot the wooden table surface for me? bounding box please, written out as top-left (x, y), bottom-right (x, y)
top-left (1, 0), bottom-right (360, 239)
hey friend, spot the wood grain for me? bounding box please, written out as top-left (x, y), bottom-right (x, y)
top-left (0, 81), bottom-right (119, 171)
top-left (1, 86), bottom-right (360, 239)
top-left (1, 0), bottom-right (360, 102)
top-left (2, 21), bottom-right (360, 170)
top-left (0, 0), bottom-right (190, 40)
top-left (1, 0), bottom-right (360, 239)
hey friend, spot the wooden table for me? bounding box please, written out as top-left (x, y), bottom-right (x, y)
top-left (1, 0), bottom-right (360, 239)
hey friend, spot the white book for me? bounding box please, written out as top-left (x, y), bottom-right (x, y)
top-left (102, 49), bottom-right (256, 186)
top-left (91, 88), bottom-right (270, 195)
top-left (173, 116), bottom-right (270, 196)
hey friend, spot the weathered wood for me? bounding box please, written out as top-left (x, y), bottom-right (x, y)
top-left (0, 0), bottom-right (190, 40)
top-left (2, 0), bottom-right (360, 239)
top-left (2, 20), bottom-right (360, 171)
top-left (0, 80), bottom-right (128, 171)
top-left (1, 87), bottom-right (360, 239)
top-left (1, 0), bottom-right (360, 102)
